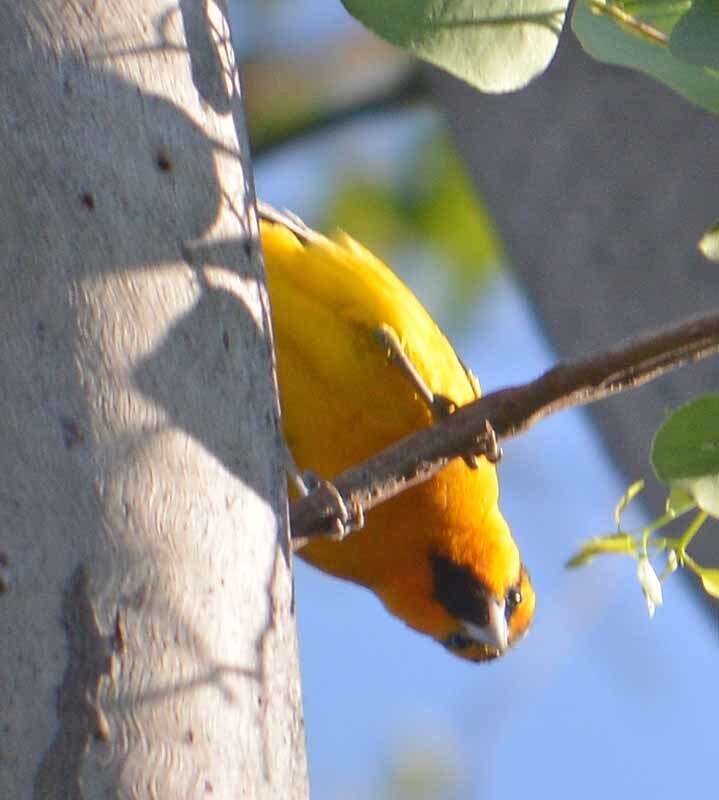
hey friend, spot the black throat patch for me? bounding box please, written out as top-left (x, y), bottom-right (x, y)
top-left (430, 553), bottom-right (491, 628)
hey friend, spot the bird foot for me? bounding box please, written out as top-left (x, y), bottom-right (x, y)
top-left (288, 467), bottom-right (365, 549)
top-left (466, 419), bottom-right (503, 468)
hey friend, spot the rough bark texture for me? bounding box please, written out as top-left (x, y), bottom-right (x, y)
top-left (428, 32), bottom-right (719, 572)
top-left (0, 2), bottom-right (307, 798)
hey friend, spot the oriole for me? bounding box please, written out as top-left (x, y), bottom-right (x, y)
top-left (259, 203), bottom-right (535, 661)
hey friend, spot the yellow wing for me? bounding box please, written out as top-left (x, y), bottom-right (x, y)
top-left (259, 203), bottom-right (479, 479)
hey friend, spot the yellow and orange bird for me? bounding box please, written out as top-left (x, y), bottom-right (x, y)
top-left (259, 203), bottom-right (534, 661)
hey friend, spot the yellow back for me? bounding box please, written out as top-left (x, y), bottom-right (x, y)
top-left (262, 217), bottom-right (479, 472)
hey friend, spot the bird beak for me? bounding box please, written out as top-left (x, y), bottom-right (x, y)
top-left (464, 597), bottom-right (509, 653)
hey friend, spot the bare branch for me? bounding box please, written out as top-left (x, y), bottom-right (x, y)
top-left (290, 312), bottom-right (719, 543)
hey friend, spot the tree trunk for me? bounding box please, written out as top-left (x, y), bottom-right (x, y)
top-left (0, 2), bottom-right (307, 798)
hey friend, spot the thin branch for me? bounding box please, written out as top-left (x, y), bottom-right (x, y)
top-left (588, 0), bottom-right (669, 46)
top-left (250, 69), bottom-right (427, 160)
top-left (290, 312), bottom-right (719, 542)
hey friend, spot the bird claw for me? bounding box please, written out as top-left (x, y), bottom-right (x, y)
top-left (292, 470), bottom-right (364, 543)
top-left (372, 329), bottom-right (502, 470)
top-left (465, 420), bottom-right (502, 468)
top-left (319, 479), bottom-right (365, 541)
top-left (431, 398), bottom-right (502, 469)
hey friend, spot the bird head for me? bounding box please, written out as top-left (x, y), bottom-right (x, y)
top-left (431, 554), bottom-right (535, 662)
top-left (376, 503), bottom-right (535, 662)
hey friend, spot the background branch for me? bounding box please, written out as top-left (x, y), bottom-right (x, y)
top-left (250, 69), bottom-right (426, 159)
top-left (291, 312), bottom-right (719, 543)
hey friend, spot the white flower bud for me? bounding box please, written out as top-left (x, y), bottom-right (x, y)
top-left (637, 557), bottom-right (663, 618)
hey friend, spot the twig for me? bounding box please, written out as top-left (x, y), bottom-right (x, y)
top-left (290, 312), bottom-right (719, 542)
top-left (251, 69), bottom-right (427, 160)
top-left (588, 0), bottom-right (669, 46)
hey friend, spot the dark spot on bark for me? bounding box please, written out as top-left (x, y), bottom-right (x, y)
top-left (222, 329), bottom-right (230, 351)
top-left (80, 192), bottom-right (95, 211)
top-left (59, 416), bottom-right (84, 449)
top-left (156, 147), bottom-right (172, 172)
top-left (0, 552), bottom-right (8, 567)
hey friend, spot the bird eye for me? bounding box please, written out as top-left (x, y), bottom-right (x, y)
top-left (505, 588), bottom-right (522, 619)
top-left (445, 632), bottom-right (473, 650)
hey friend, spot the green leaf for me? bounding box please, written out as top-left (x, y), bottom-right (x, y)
top-left (341, 0), bottom-right (568, 93)
top-left (699, 567), bottom-right (719, 598)
top-left (572, 0), bottom-right (719, 114)
top-left (670, 0), bottom-right (719, 69)
top-left (325, 133), bottom-right (504, 322)
top-left (698, 219), bottom-right (719, 262)
top-left (410, 137), bottom-right (505, 277)
top-left (614, 479), bottom-right (645, 526)
top-left (567, 533), bottom-right (637, 567)
top-left (652, 394), bottom-right (719, 482)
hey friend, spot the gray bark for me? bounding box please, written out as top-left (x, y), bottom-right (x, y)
top-left (429, 32), bottom-right (719, 573)
top-left (0, 2), bottom-right (307, 798)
